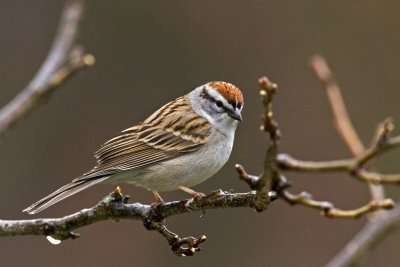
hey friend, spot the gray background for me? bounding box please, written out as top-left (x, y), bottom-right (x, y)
top-left (1, 1), bottom-right (400, 266)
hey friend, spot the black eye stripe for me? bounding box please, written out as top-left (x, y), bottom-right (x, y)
top-left (201, 88), bottom-right (237, 112)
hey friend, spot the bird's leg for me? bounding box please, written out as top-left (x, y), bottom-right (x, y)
top-left (179, 186), bottom-right (205, 198)
top-left (152, 191), bottom-right (164, 203)
top-left (179, 186), bottom-right (205, 208)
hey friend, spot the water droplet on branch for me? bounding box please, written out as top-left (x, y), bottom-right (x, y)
top-left (46, 236), bottom-right (61, 245)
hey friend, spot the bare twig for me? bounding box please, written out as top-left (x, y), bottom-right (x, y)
top-left (258, 77), bottom-right (280, 140)
top-left (254, 77), bottom-right (281, 211)
top-left (230, 77), bottom-right (281, 212)
top-left (235, 164), bottom-right (259, 189)
top-left (282, 190), bottom-right (394, 219)
top-left (0, 0), bottom-right (93, 141)
top-left (145, 220), bottom-right (207, 256)
top-left (278, 154), bottom-right (351, 172)
top-left (309, 55), bottom-right (364, 155)
top-left (310, 55), bottom-right (385, 201)
top-left (229, 77), bottom-right (282, 212)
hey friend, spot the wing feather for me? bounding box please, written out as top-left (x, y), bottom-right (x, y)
top-left (75, 95), bottom-right (212, 182)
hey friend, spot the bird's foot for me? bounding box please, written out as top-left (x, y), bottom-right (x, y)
top-left (179, 186), bottom-right (206, 209)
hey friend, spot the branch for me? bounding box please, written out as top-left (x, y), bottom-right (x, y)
top-left (282, 190), bottom-right (394, 219)
top-left (309, 55), bottom-right (364, 155)
top-left (253, 77), bottom-right (280, 211)
top-left (0, 0), bottom-right (94, 141)
top-left (230, 77), bottom-right (281, 213)
top-left (0, 187), bottom-right (258, 256)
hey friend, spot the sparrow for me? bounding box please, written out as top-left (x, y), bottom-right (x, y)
top-left (23, 81), bottom-right (244, 214)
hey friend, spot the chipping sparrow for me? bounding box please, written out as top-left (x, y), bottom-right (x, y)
top-left (24, 81), bottom-right (244, 214)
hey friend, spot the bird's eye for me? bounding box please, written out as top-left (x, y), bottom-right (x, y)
top-left (215, 100), bottom-right (223, 108)
top-left (237, 103), bottom-right (242, 109)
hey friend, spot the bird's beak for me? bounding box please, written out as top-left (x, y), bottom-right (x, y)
top-left (228, 109), bottom-right (242, 121)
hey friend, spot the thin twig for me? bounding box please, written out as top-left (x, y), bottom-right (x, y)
top-left (357, 118), bottom-right (395, 166)
top-left (278, 153), bottom-right (400, 184)
top-left (309, 55), bottom-right (364, 155)
top-left (310, 55), bottom-right (385, 201)
top-left (253, 77), bottom-right (280, 211)
top-left (0, 0), bottom-right (93, 141)
top-left (278, 154), bottom-right (351, 172)
top-left (231, 77), bottom-right (282, 212)
top-left (235, 164), bottom-right (259, 189)
top-left (282, 190), bottom-right (394, 219)
top-left (145, 220), bottom-right (207, 256)
top-left (258, 77), bottom-right (280, 140)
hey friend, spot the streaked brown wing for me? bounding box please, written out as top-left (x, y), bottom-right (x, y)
top-left (74, 96), bottom-right (212, 181)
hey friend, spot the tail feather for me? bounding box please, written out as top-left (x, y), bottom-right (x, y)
top-left (23, 177), bottom-right (109, 214)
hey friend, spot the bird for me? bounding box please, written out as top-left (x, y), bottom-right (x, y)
top-left (23, 81), bottom-right (244, 214)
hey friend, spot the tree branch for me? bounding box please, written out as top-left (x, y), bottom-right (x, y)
top-left (253, 77), bottom-right (280, 211)
top-left (0, 0), bottom-right (94, 141)
top-left (309, 55), bottom-right (364, 156)
top-left (0, 187), bottom-right (258, 256)
top-left (282, 190), bottom-right (394, 219)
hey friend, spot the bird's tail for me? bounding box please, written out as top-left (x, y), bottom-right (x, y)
top-left (23, 176), bottom-right (109, 214)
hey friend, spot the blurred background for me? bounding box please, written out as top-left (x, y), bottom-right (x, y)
top-left (1, 1), bottom-right (400, 266)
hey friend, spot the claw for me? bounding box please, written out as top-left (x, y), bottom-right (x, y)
top-left (184, 197), bottom-right (196, 209)
top-left (179, 186), bottom-right (205, 209)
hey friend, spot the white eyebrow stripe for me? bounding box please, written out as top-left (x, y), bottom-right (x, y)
top-left (207, 87), bottom-right (231, 108)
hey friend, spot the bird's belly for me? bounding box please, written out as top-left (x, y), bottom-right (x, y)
top-left (109, 138), bottom-right (233, 192)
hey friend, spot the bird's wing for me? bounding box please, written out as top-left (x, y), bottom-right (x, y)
top-left (74, 96), bottom-right (212, 181)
